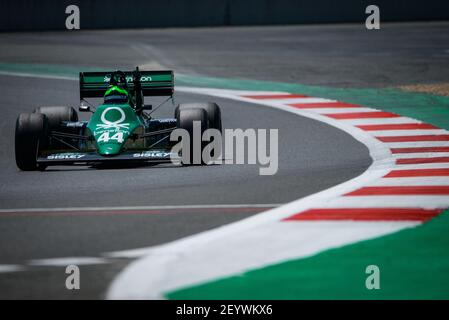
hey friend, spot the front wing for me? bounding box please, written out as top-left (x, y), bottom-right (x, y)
top-left (37, 150), bottom-right (179, 166)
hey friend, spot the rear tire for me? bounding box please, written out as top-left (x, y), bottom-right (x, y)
top-left (15, 113), bottom-right (48, 171)
top-left (176, 108), bottom-right (209, 165)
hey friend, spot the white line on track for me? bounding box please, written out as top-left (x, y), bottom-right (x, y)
top-left (254, 97), bottom-right (336, 104)
top-left (392, 152), bottom-right (449, 159)
top-left (300, 107), bottom-right (376, 114)
top-left (369, 177), bottom-right (449, 186)
top-left (173, 87), bottom-right (287, 97)
top-left (29, 257), bottom-right (109, 267)
top-left (384, 142), bottom-right (449, 148)
top-left (0, 265), bottom-right (25, 273)
top-left (341, 117), bottom-right (422, 126)
top-left (369, 129), bottom-right (447, 137)
top-left (0, 204), bottom-right (281, 214)
top-left (392, 163), bottom-right (449, 169)
top-left (0, 71), bottom-right (75, 81)
top-left (323, 196), bottom-right (449, 209)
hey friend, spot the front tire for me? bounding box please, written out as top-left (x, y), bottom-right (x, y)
top-left (15, 113), bottom-right (48, 171)
top-left (175, 102), bottom-right (222, 133)
top-left (34, 106), bottom-right (78, 149)
top-left (34, 106), bottom-right (78, 130)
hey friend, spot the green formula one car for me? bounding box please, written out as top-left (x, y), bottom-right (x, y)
top-left (15, 67), bottom-right (222, 170)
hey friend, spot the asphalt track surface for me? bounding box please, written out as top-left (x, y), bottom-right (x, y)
top-left (0, 22), bottom-right (447, 299)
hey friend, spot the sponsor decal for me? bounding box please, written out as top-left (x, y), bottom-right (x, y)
top-left (96, 106), bottom-right (130, 130)
top-left (133, 151), bottom-right (171, 158)
top-left (140, 76), bottom-right (152, 82)
top-left (47, 153), bottom-right (85, 160)
top-left (94, 107), bottom-right (131, 141)
top-left (155, 118), bottom-right (176, 123)
top-left (104, 75), bottom-right (152, 83)
top-left (64, 121), bottom-right (86, 128)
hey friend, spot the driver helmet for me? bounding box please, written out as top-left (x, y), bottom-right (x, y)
top-left (104, 85), bottom-right (129, 104)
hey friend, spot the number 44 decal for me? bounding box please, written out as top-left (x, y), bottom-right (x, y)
top-left (97, 131), bottom-right (124, 143)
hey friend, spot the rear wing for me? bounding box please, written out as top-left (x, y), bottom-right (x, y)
top-left (79, 70), bottom-right (174, 99)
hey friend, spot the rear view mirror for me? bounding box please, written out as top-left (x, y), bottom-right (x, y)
top-left (79, 105), bottom-right (91, 112)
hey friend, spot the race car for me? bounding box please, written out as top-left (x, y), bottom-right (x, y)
top-left (15, 67), bottom-right (222, 171)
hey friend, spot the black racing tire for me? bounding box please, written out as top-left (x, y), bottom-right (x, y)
top-left (15, 113), bottom-right (48, 171)
top-left (34, 106), bottom-right (78, 149)
top-left (34, 106), bottom-right (78, 130)
top-left (176, 108), bottom-right (209, 165)
top-left (175, 102), bottom-right (222, 133)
